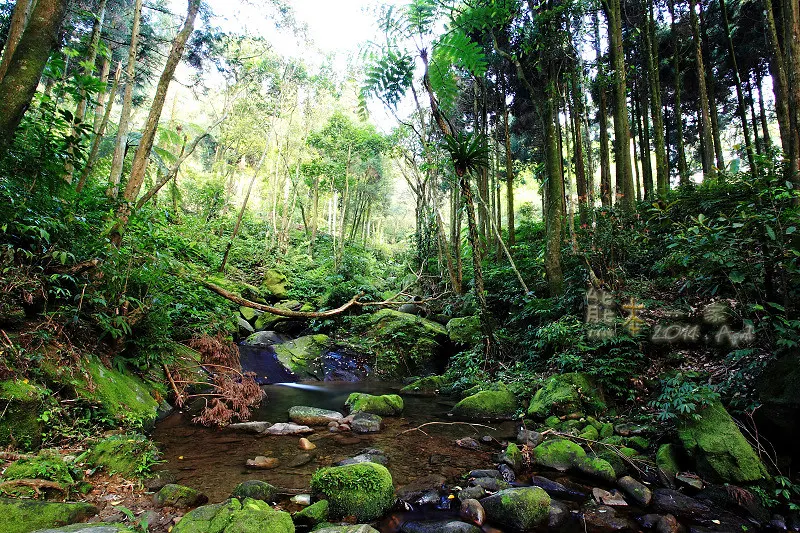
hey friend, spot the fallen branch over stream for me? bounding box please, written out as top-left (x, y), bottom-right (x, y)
top-left (399, 421), bottom-right (498, 437)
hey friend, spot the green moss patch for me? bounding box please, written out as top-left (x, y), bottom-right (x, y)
top-left (2, 450), bottom-right (75, 487)
top-left (480, 487), bottom-right (551, 531)
top-left (0, 498), bottom-right (97, 533)
top-left (172, 497), bottom-right (294, 533)
top-left (446, 316), bottom-right (481, 345)
top-left (310, 462), bottom-right (395, 522)
top-left (273, 334), bottom-right (331, 380)
top-left (0, 379), bottom-right (46, 450)
top-left (399, 375), bottom-right (447, 395)
top-left (85, 433), bottom-right (161, 479)
top-left (451, 389), bottom-right (517, 420)
top-left (293, 500), bottom-right (329, 527)
top-left (345, 393), bottom-right (403, 416)
top-left (527, 373), bottom-right (606, 419)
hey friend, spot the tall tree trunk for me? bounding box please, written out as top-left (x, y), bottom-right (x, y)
top-left (111, 0), bottom-right (200, 247)
top-left (91, 57), bottom-right (112, 135)
top-left (595, 9), bottom-right (613, 206)
top-left (784, 0), bottom-right (800, 185)
top-left (571, 73), bottom-right (588, 225)
top-left (107, 0), bottom-right (142, 197)
top-left (544, 83), bottom-right (565, 295)
top-left (503, 84), bottom-right (516, 247)
top-left (643, 0), bottom-right (669, 196)
top-left (699, 6), bottom-right (726, 171)
top-left (636, 81), bottom-right (653, 199)
top-left (309, 177), bottom-right (320, 256)
top-left (0, 0), bottom-right (68, 150)
top-left (748, 81), bottom-right (762, 155)
top-left (631, 93), bottom-right (642, 202)
top-left (669, 0), bottom-right (690, 185)
top-left (757, 70), bottom-right (772, 150)
top-left (719, 0), bottom-right (757, 174)
top-left (688, 0), bottom-right (716, 180)
top-left (0, 0), bottom-right (34, 82)
top-left (764, 0), bottom-right (794, 164)
top-left (605, 0), bottom-right (635, 209)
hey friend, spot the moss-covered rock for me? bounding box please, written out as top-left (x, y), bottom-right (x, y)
top-left (0, 498), bottom-right (97, 533)
top-left (0, 379), bottom-right (46, 450)
top-left (575, 456), bottom-right (616, 483)
top-left (480, 487), bottom-right (551, 531)
top-left (451, 389), bottom-right (517, 420)
top-left (399, 375), bottom-right (447, 396)
top-left (527, 373), bottom-right (606, 419)
top-left (85, 433), bottom-right (160, 479)
top-left (231, 480), bottom-right (278, 502)
top-left (293, 500), bottom-right (329, 527)
top-left (344, 393), bottom-right (403, 416)
top-left (311, 527), bottom-right (379, 533)
top-left (153, 484), bottom-right (208, 508)
top-left (240, 306), bottom-right (261, 323)
top-left (273, 334), bottom-right (331, 380)
top-left (656, 443), bottom-right (681, 479)
top-left (263, 269), bottom-right (289, 300)
top-left (253, 301), bottom-right (303, 331)
top-left (533, 439), bottom-right (586, 471)
top-left (446, 316), bottom-right (481, 345)
top-left (172, 498), bottom-right (294, 533)
top-left (2, 450), bottom-right (75, 487)
top-left (310, 462), bottom-right (395, 522)
top-left (28, 524), bottom-right (132, 533)
top-left (289, 406), bottom-right (343, 426)
top-left (626, 436), bottom-right (650, 451)
top-left (677, 401), bottom-right (769, 483)
top-left (544, 416), bottom-right (561, 429)
top-left (500, 443), bottom-right (523, 472)
top-left (579, 425), bottom-right (599, 441)
top-left (599, 422), bottom-right (614, 439)
top-left (350, 309), bottom-right (448, 380)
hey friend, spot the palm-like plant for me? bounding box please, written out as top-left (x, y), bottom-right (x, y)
top-left (442, 131), bottom-right (491, 177)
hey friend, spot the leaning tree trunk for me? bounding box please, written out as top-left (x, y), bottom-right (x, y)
top-left (0, 0), bottom-right (33, 82)
top-left (0, 0), bottom-right (68, 150)
top-left (111, 0), bottom-right (200, 247)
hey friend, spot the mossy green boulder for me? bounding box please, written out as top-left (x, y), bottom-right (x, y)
top-left (656, 443), bottom-right (681, 479)
top-left (500, 443), bottom-right (523, 472)
top-left (0, 379), bottom-right (46, 450)
top-left (172, 498), bottom-right (294, 533)
top-left (399, 375), bottom-right (447, 396)
top-left (352, 309), bottom-right (448, 379)
top-left (451, 389), bottom-right (517, 420)
top-left (293, 500), bottom-right (329, 526)
top-left (527, 373), bottom-right (606, 419)
top-left (240, 306), bottom-right (260, 322)
top-left (0, 498), bottom-right (98, 533)
top-left (310, 462), bottom-right (395, 522)
top-left (3, 450), bottom-right (75, 487)
top-left (254, 300), bottom-right (301, 331)
top-left (533, 438), bottom-right (616, 482)
top-left (273, 334), bottom-right (331, 380)
top-left (231, 480), bottom-right (278, 502)
top-left (677, 401), bottom-right (769, 483)
top-left (480, 487), bottom-right (551, 531)
top-left (262, 269), bottom-right (289, 299)
top-left (345, 393), bottom-right (403, 416)
top-left (153, 484), bottom-right (208, 508)
top-left (29, 524), bottom-right (132, 533)
top-left (85, 433), bottom-right (160, 478)
top-left (446, 316), bottom-right (481, 345)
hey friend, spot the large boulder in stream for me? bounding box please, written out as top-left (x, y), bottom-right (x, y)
top-left (172, 498), bottom-right (293, 533)
top-left (532, 438), bottom-right (616, 483)
top-left (310, 462), bottom-right (395, 522)
top-left (677, 400), bottom-right (770, 483)
top-left (527, 373), bottom-right (606, 419)
top-left (273, 334), bottom-right (331, 380)
top-left (451, 389), bottom-right (517, 420)
top-left (349, 309), bottom-right (448, 379)
top-left (0, 498), bottom-right (98, 533)
top-left (480, 487), bottom-right (551, 531)
top-left (345, 393), bottom-right (403, 416)
top-left (289, 406), bottom-right (343, 425)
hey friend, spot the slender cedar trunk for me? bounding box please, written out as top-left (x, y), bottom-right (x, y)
top-left (688, 0), bottom-right (716, 180)
top-left (699, 6), bottom-right (725, 171)
top-left (111, 0), bottom-right (200, 248)
top-left (757, 71), bottom-right (772, 150)
top-left (563, 98), bottom-right (578, 252)
top-left (493, 116), bottom-right (503, 258)
top-left (0, 0), bottom-right (33, 82)
top-left (764, 0), bottom-right (793, 162)
top-left (107, 0), bottom-right (142, 198)
top-left (220, 145), bottom-right (269, 272)
top-left (631, 90), bottom-right (642, 202)
top-left (503, 84), bottom-right (516, 247)
top-left (605, 0), bottom-right (635, 210)
top-left (571, 74), bottom-right (588, 225)
top-left (91, 57), bottom-right (112, 135)
top-left (0, 0), bottom-right (68, 150)
top-left (474, 81), bottom-right (489, 252)
top-left (644, 0), bottom-right (668, 196)
top-left (785, 0), bottom-right (800, 186)
top-left (557, 100), bottom-right (567, 217)
top-left (309, 177), bottom-right (319, 256)
top-left (719, 0), bottom-right (757, 174)
top-left (595, 8), bottom-right (612, 206)
top-left (65, 0), bottom-right (108, 183)
top-left (748, 82), bottom-right (762, 155)
top-left (76, 61), bottom-right (121, 193)
top-left (637, 81), bottom-right (653, 199)
top-left (336, 145), bottom-right (351, 266)
top-left (545, 80), bottom-right (565, 295)
top-left (669, 0), bottom-right (690, 185)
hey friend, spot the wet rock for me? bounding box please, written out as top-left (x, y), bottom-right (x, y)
top-left (310, 462), bottom-right (395, 522)
top-left (243, 331), bottom-right (283, 346)
top-left (676, 472), bottom-right (704, 490)
top-left (299, 437), bottom-right (316, 450)
top-left (618, 475), bottom-right (652, 506)
top-left (470, 476), bottom-right (511, 492)
top-left (769, 514), bottom-right (787, 531)
top-left (289, 406), bottom-right (343, 426)
top-left (228, 421), bottom-right (272, 433)
top-left (397, 474), bottom-right (447, 504)
top-left (400, 375), bottom-right (447, 396)
top-left (401, 520), bottom-right (482, 533)
top-left (460, 498), bottom-right (486, 525)
top-left (497, 463), bottom-right (515, 482)
top-left (615, 423), bottom-right (652, 437)
top-left (480, 435), bottom-right (494, 443)
top-left (697, 484), bottom-right (770, 524)
top-left (336, 448), bottom-right (388, 466)
top-left (345, 393), bottom-right (404, 416)
top-left (456, 437), bottom-right (480, 450)
top-left (339, 424), bottom-right (350, 431)
top-left (273, 334), bottom-right (331, 380)
top-left (263, 422), bottom-right (313, 435)
top-left (290, 494), bottom-right (312, 505)
top-left (458, 486), bottom-right (486, 501)
top-left (293, 499), bottom-right (328, 526)
top-left (548, 500), bottom-right (570, 529)
top-left (143, 470), bottom-right (176, 492)
top-left (238, 316), bottom-right (255, 334)
top-left (30, 526), bottom-right (129, 533)
top-left (468, 469), bottom-right (502, 479)
top-left (582, 505), bottom-right (636, 531)
top-left (313, 527), bottom-right (380, 533)
top-left (230, 480), bottom-right (278, 502)
top-left (530, 475), bottom-right (588, 501)
top-left (593, 487), bottom-right (628, 506)
top-left (451, 389), bottom-right (517, 420)
top-left (286, 453), bottom-right (314, 468)
top-left (652, 488), bottom-right (711, 521)
top-left (481, 487), bottom-right (552, 530)
top-left (246, 456), bottom-right (279, 469)
top-left (153, 483), bottom-right (208, 508)
top-left (517, 428), bottom-right (543, 447)
top-left (499, 442), bottom-right (523, 472)
top-left (657, 514), bottom-right (681, 533)
top-left (350, 412), bottom-right (383, 433)
top-left (172, 497), bottom-right (293, 533)
top-left (333, 434), bottom-right (362, 445)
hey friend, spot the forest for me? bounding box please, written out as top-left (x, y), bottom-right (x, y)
top-left (0, 0), bottom-right (798, 532)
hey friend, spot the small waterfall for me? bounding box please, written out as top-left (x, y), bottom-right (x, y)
top-left (274, 382), bottom-right (329, 392)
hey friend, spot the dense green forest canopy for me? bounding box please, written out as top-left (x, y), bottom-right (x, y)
top-left (0, 0), bottom-right (799, 529)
